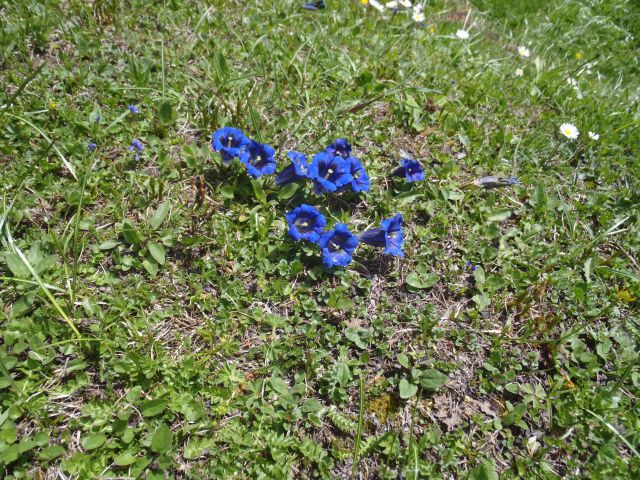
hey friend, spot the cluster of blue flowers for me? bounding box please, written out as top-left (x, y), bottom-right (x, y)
top-left (210, 126), bottom-right (422, 268)
top-left (276, 138), bottom-right (371, 194)
top-left (286, 205), bottom-right (405, 267)
top-left (211, 127), bottom-right (276, 179)
top-left (211, 127), bottom-right (371, 194)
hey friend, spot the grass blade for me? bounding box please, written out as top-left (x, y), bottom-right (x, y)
top-left (4, 225), bottom-right (81, 338)
top-left (5, 113), bottom-right (77, 179)
top-left (351, 375), bottom-right (365, 480)
top-left (584, 409), bottom-right (640, 460)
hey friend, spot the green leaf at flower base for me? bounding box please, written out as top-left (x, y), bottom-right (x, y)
top-left (344, 327), bottom-right (369, 349)
top-left (487, 209), bottom-right (512, 222)
top-left (141, 398), bottom-right (168, 417)
top-left (406, 271), bottom-right (439, 290)
top-left (4, 252), bottom-right (29, 277)
top-left (98, 239), bottom-right (120, 250)
top-left (418, 369), bottom-right (448, 391)
top-left (122, 221), bottom-right (143, 245)
top-left (114, 450), bottom-right (138, 466)
top-left (278, 183), bottom-right (298, 200)
top-left (0, 444), bottom-right (20, 465)
top-left (468, 460), bottom-right (499, 480)
top-left (149, 202), bottom-right (170, 230)
top-left (150, 424), bottom-right (173, 453)
top-left (81, 432), bottom-right (106, 451)
top-left (399, 379), bottom-right (418, 399)
top-left (397, 353), bottom-right (410, 369)
top-left (142, 257), bottom-right (158, 275)
top-left (148, 243), bottom-right (166, 265)
top-left (502, 403), bottom-right (527, 427)
top-left (220, 186), bottom-right (235, 199)
top-left (38, 444), bottom-right (65, 461)
top-left (251, 179), bottom-right (267, 205)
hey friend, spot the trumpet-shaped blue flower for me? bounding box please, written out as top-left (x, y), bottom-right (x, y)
top-left (325, 138), bottom-right (352, 157)
top-left (359, 214), bottom-right (404, 257)
top-left (211, 127), bottom-right (250, 165)
top-left (344, 156), bottom-right (370, 193)
top-left (87, 142), bottom-right (97, 152)
top-left (241, 140), bottom-right (276, 178)
top-left (275, 151), bottom-right (311, 186)
top-left (128, 139), bottom-right (143, 160)
top-left (128, 104), bottom-right (139, 114)
top-left (308, 152), bottom-right (352, 194)
top-left (285, 204), bottom-right (327, 243)
top-left (393, 158), bottom-right (424, 182)
top-left (318, 223), bottom-right (359, 268)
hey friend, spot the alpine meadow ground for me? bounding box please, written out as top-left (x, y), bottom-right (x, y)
top-left (1, 0), bottom-right (639, 478)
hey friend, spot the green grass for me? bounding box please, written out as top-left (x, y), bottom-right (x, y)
top-left (1, 0), bottom-right (639, 478)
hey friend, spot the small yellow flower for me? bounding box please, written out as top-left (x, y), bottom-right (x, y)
top-left (429, 26), bottom-right (435, 34)
top-left (616, 288), bottom-right (636, 303)
top-left (361, 0), bottom-right (369, 4)
top-left (575, 52), bottom-right (582, 60)
top-left (48, 101), bottom-right (57, 110)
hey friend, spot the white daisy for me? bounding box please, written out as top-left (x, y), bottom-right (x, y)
top-left (456, 29), bottom-right (470, 40)
top-left (369, 0), bottom-right (385, 11)
top-left (400, 0), bottom-right (413, 7)
top-left (412, 10), bottom-right (425, 22)
top-left (518, 46), bottom-right (530, 58)
top-left (515, 68), bottom-right (524, 77)
top-left (560, 123), bottom-right (579, 140)
top-left (588, 131), bottom-right (600, 141)
top-left (386, 0), bottom-right (399, 8)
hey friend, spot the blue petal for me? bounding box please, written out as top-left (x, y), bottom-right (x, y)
top-left (309, 152), bottom-right (352, 194)
top-left (359, 228), bottom-right (386, 247)
top-left (319, 223), bottom-right (359, 267)
top-left (325, 138), bottom-right (351, 157)
top-left (211, 127), bottom-right (250, 165)
top-left (241, 141), bottom-right (277, 178)
top-left (286, 204), bottom-right (327, 243)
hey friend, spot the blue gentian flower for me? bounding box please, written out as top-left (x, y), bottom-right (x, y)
top-left (128, 139), bottom-right (143, 160)
top-left (285, 204), bottom-right (327, 243)
top-left (393, 158), bottom-right (425, 182)
top-left (474, 176), bottom-right (518, 188)
top-left (308, 152), bottom-right (353, 194)
top-left (464, 260), bottom-right (479, 271)
top-left (128, 104), bottom-right (139, 114)
top-left (87, 142), bottom-right (97, 152)
top-left (241, 140), bottom-right (276, 178)
top-left (275, 151), bottom-right (311, 186)
top-left (359, 214), bottom-right (404, 257)
top-left (211, 127), bottom-right (250, 166)
top-left (344, 156), bottom-right (370, 193)
top-left (318, 223), bottom-right (359, 268)
top-left (325, 138), bottom-right (352, 158)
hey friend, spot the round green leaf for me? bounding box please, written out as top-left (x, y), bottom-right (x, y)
top-left (82, 432), bottom-right (106, 451)
top-left (399, 379), bottom-right (418, 399)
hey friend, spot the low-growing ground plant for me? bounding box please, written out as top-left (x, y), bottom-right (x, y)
top-left (1, 0), bottom-right (639, 478)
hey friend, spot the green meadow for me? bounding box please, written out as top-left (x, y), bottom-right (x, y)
top-left (1, 0), bottom-right (639, 478)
